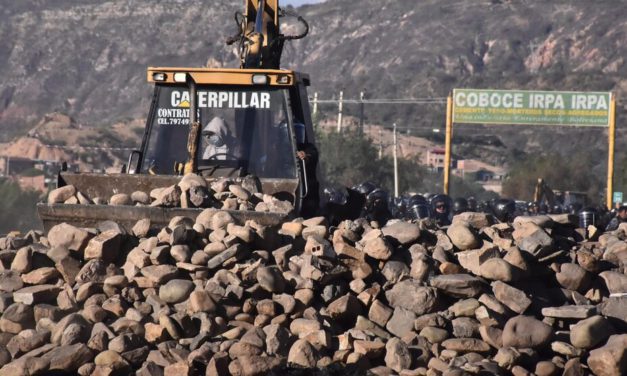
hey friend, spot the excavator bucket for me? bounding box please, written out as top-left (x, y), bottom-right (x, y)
top-left (37, 172), bottom-right (299, 232)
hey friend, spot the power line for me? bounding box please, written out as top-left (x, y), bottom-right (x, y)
top-left (314, 98), bottom-right (447, 104)
top-left (38, 143), bottom-right (137, 152)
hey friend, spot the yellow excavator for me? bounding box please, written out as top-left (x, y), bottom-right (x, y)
top-left (533, 178), bottom-right (588, 210)
top-left (38, 0), bottom-right (318, 230)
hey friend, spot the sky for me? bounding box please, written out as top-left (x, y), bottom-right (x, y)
top-left (283, 0), bottom-right (324, 6)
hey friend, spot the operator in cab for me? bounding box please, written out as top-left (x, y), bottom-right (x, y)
top-left (294, 122), bottom-right (320, 217)
top-left (202, 116), bottom-right (235, 160)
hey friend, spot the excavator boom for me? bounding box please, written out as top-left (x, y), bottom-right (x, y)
top-left (230, 0), bottom-right (308, 69)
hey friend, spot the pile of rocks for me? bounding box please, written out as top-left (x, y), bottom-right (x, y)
top-left (0, 211), bottom-right (626, 376)
top-left (46, 174), bottom-right (294, 214)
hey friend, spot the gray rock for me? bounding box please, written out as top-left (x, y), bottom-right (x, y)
top-left (263, 324), bottom-right (293, 356)
top-left (502, 315), bottom-right (552, 349)
top-left (386, 307), bottom-right (416, 338)
top-left (158, 279), bottom-right (194, 304)
top-left (289, 319), bottom-right (321, 338)
top-left (599, 271), bottom-right (627, 294)
top-left (587, 334), bottom-right (627, 376)
top-left (456, 247), bottom-right (500, 275)
top-left (452, 317), bottom-right (480, 338)
top-left (478, 258), bottom-right (520, 282)
top-left (131, 191), bottom-right (151, 205)
top-left (419, 326), bottom-right (449, 343)
top-left (363, 236), bottom-right (393, 260)
top-left (83, 230), bottom-right (123, 264)
top-left (541, 305), bottom-right (596, 319)
top-left (492, 281), bottom-right (531, 314)
top-left (48, 185), bottom-right (77, 204)
top-left (441, 338), bottom-right (490, 353)
top-left (512, 222), bottom-right (553, 257)
top-left (447, 223), bottom-right (480, 251)
top-left (385, 279), bottom-right (439, 315)
top-left (0, 303), bottom-right (34, 334)
top-left (385, 337), bottom-right (412, 372)
top-left (288, 339), bottom-right (317, 368)
top-left (41, 343), bottom-right (94, 372)
top-left (110, 193), bottom-right (133, 206)
top-left (570, 315), bottom-right (613, 349)
top-left (257, 266), bottom-right (285, 293)
top-left (381, 260), bottom-right (410, 283)
top-left (556, 263), bottom-right (591, 292)
top-left (47, 223), bottom-right (92, 252)
top-left (430, 274), bottom-right (484, 298)
top-left (368, 299), bottom-right (393, 328)
top-left (13, 285), bottom-right (61, 305)
top-left (600, 296), bottom-right (627, 325)
top-left (326, 294), bottom-right (361, 324)
top-left (382, 222), bottom-right (421, 245)
top-left (453, 212), bottom-right (494, 229)
top-left (140, 265), bottom-right (179, 284)
top-left (0, 271), bottom-right (23, 293)
top-left (207, 244), bottom-right (243, 269)
top-left (10, 247), bottom-right (32, 274)
top-left (151, 185), bottom-right (181, 207)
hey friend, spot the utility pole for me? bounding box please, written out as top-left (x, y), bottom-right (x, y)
top-left (336, 91), bottom-right (344, 133)
top-left (378, 129), bottom-right (383, 159)
top-left (312, 92), bottom-right (318, 117)
top-left (393, 123), bottom-right (399, 198)
top-left (312, 92), bottom-right (319, 130)
top-left (359, 91), bottom-right (365, 134)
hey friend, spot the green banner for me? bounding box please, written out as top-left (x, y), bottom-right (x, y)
top-left (452, 89), bottom-right (612, 127)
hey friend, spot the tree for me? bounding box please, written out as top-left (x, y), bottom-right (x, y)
top-left (0, 179), bottom-right (43, 234)
top-left (501, 152), bottom-right (602, 202)
top-left (316, 128), bottom-right (495, 199)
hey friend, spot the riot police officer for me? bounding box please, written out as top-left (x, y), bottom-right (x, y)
top-left (406, 194), bottom-right (430, 221)
top-left (430, 194), bottom-right (452, 226)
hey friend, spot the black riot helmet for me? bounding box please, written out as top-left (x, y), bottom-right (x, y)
top-left (579, 207), bottom-right (598, 229)
top-left (353, 182), bottom-right (377, 197)
top-left (392, 196), bottom-right (407, 219)
top-left (467, 197), bottom-right (478, 212)
top-left (493, 199), bottom-right (516, 223)
top-left (453, 198), bottom-right (469, 215)
top-left (552, 205), bottom-right (564, 214)
top-left (366, 188), bottom-right (389, 212)
top-left (407, 194), bottom-right (430, 220)
top-left (323, 187), bottom-right (347, 206)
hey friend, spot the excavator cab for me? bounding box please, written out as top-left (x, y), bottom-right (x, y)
top-left (137, 69), bottom-right (307, 181)
top-left (131, 67), bottom-right (318, 209)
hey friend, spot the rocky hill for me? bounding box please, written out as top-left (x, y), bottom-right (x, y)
top-left (0, 0), bottom-right (625, 162)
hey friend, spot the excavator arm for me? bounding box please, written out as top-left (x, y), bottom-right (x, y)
top-left (533, 178), bottom-right (556, 207)
top-left (228, 0), bottom-right (309, 69)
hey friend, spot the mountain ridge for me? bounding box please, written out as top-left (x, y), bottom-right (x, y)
top-left (0, 0), bottom-right (625, 160)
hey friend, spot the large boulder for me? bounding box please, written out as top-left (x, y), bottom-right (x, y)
top-left (385, 279), bottom-right (439, 315)
top-left (587, 335), bottom-right (627, 376)
top-left (502, 315), bottom-right (553, 349)
top-left (447, 223), bottom-right (480, 251)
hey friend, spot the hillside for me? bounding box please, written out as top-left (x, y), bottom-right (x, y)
top-left (0, 0), bottom-right (625, 169)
